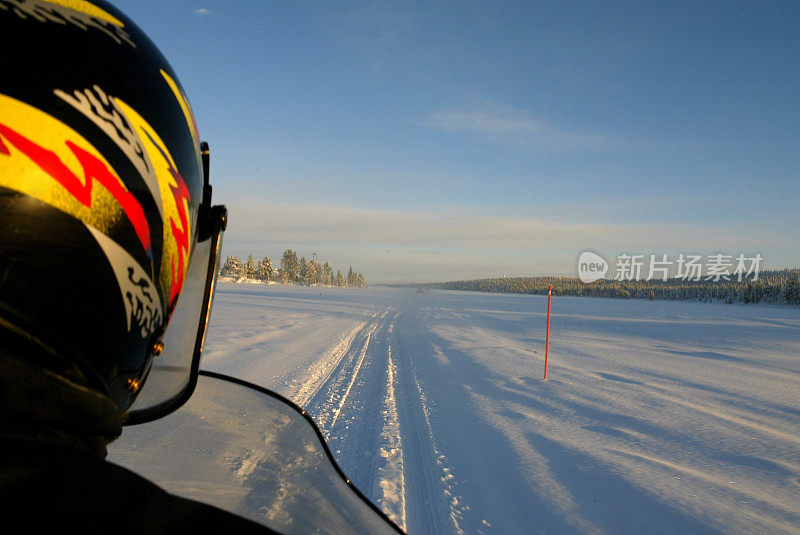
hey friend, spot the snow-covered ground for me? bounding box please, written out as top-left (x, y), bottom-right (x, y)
top-left (111, 283), bottom-right (800, 534)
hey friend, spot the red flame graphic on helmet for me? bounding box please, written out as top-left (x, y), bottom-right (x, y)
top-left (142, 129), bottom-right (191, 308)
top-left (0, 123), bottom-right (152, 257)
top-left (168, 170), bottom-right (190, 306)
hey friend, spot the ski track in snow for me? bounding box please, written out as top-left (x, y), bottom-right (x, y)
top-left (309, 315), bottom-right (382, 437)
top-left (296, 306), bottom-right (473, 534)
top-left (375, 322), bottom-right (407, 530)
top-left (300, 308), bottom-right (411, 529)
top-left (409, 360), bottom-right (465, 534)
top-left (291, 311), bottom-right (381, 409)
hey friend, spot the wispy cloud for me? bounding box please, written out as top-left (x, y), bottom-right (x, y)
top-left (422, 102), bottom-right (624, 151)
top-left (227, 203), bottom-right (776, 251)
top-left (222, 202), bottom-right (793, 283)
top-left (194, 8), bottom-right (214, 17)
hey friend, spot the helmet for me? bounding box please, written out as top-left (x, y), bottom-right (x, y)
top-left (0, 0), bottom-right (226, 422)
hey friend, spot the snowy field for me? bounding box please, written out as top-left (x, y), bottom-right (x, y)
top-left (111, 283), bottom-right (800, 534)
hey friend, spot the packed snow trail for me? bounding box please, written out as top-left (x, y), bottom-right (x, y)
top-left (296, 305), bottom-right (469, 534)
top-left (300, 308), bottom-right (408, 528)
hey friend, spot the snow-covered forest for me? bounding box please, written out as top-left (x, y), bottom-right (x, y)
top-left (429, 269), bottom-right (800, 306)
top-left (220, 249), bottom-right (366, 287)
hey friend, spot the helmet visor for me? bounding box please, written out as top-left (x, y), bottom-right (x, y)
top-left (124, 205), bottom-right (227, 425)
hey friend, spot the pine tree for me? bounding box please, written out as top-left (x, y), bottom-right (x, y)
top-left (303, 261), bottom-right (317, 285)
top-left (322, 262), bottom-right (332, 286)
top-left (280, 249), bottom-right (299, 283)
top-left (245, 254), bottom-right (256, 279)
top-left (312, 260), bottom-right (322, 284)
top-left (220, 256), bottom-right (244, 277)
top-left (219, 256), bottom-right (233, 276)
top-left (256, 256), bottom-right (273, 282)
top-left (299, 256), bottom-right (308, 283)
top-left (347, 266), bottom-right (356, 287)
top-left (785, 273), bottom-right (800, 304)
top-left (335, 270), bottom-right (344, 287)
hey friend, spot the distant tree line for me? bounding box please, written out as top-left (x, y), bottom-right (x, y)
top-left (425, 269), bottom-right (800, 305)
top-left (220, 250), bottom-right (366, 288)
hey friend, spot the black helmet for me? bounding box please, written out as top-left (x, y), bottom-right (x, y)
top-left (0, 0), bottom-right (226, 421)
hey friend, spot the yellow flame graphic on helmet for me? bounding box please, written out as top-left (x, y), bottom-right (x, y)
top-left (161, 69), bottom-right (201, 163)
top-left (114, 98), bottom-right (192, 308)
top-left (42, 0), bottom-right (124, 27)
top-left (0, 93), bottom-right (149, 253)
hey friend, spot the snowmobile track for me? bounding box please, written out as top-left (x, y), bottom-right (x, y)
top-left (301, 305), bottom-right (468, 534)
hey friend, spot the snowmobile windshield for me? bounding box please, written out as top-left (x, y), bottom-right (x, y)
top-left (125, 205), bottom-right (226, 424)
top-left (110, 371), bottom-right (404, 534)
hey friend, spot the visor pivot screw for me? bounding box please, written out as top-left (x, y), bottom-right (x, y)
top-left (153, 341), bottom-right (164, 357)
top-left (126, 378), bottom-right (142, 393)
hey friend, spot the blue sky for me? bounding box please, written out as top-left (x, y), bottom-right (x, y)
top-left (114, 1), bottom-right (799, 283)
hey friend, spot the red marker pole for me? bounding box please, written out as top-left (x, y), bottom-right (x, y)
top-left (544, 285), bottom-right (552, 380)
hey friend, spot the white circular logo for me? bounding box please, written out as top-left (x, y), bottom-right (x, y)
top-left (578, 251), bottom-right (608, 283)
